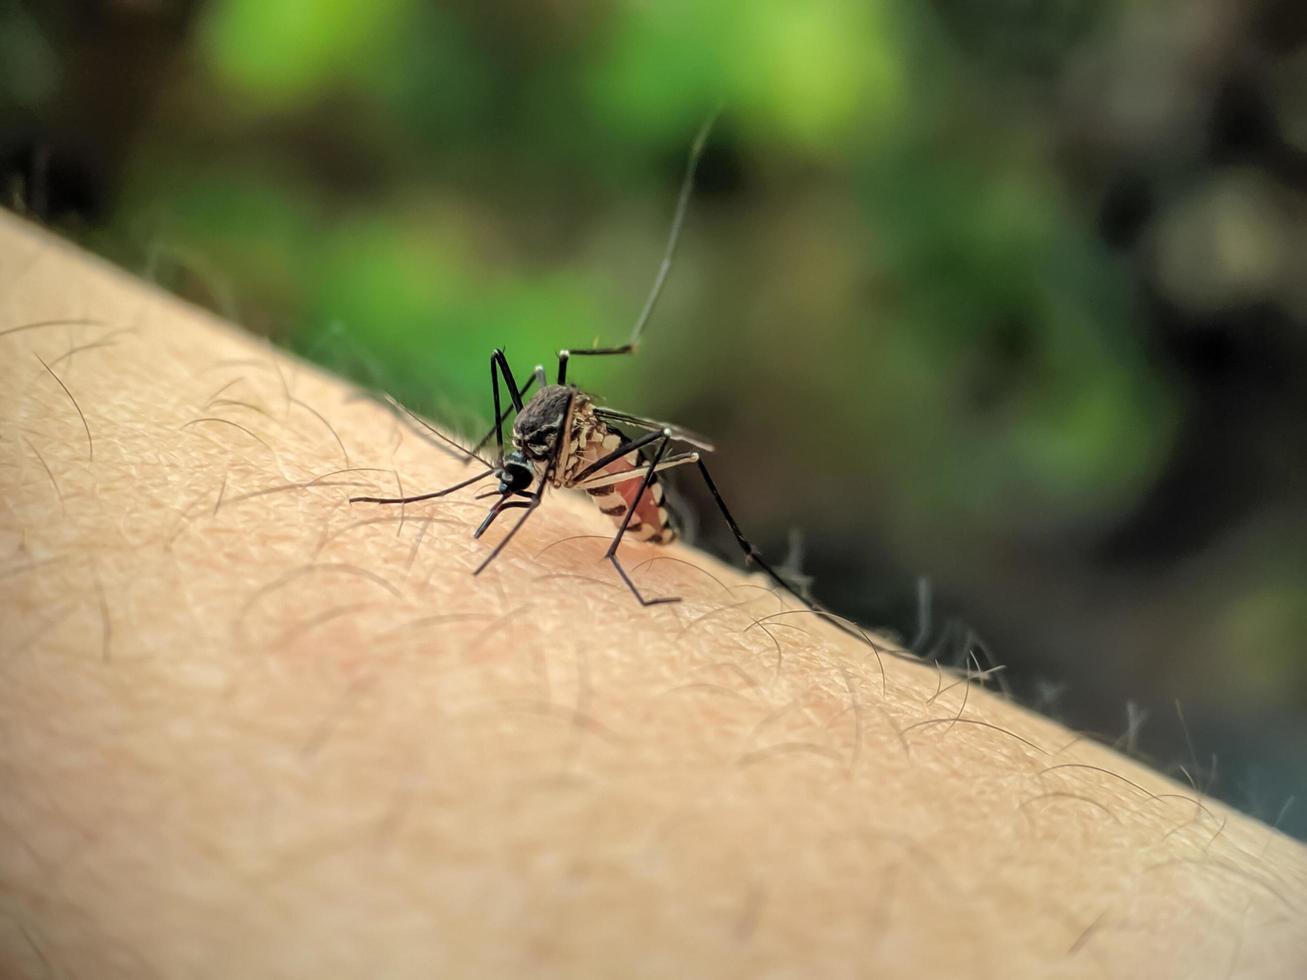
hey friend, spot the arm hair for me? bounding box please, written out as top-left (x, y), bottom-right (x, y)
top-left (1, 211), bottom-right (1305, 979)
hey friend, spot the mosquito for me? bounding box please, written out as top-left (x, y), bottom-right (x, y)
top-left (351, 117), bottom-right (811, 608)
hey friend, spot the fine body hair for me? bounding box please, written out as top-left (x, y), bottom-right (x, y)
top-left (1, 211), bottom-right (1305, 978)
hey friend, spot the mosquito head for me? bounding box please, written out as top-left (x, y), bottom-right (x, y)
top-left (512, 384), bottom-right (579, 461)
top-left (497, 451), bottom-right (535, 494)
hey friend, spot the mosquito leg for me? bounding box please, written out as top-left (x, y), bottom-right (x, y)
top-left (473, 392), bottom-right (570, 575)
top-left (694, 460), bottom-right (813, 609)
top-left (474, 498), bottom-right (533, 538)
top-left (474, 474), bottom-right (546, 538)
top-left (556, 345), bottom-right (633, 386)
top-left (570, 427), bottom-right (667, 484)
top-left (489, 353), bottom-right (508, 462)
top-left (574, 452), bottom-right (699, 490)
top-left (470, 365), bottom-right (543, 457)
top-left (604, 434), bottom-right (680, 606)
top-left (488, 348), bottom-right (528, 462)
top-left (695, 462), bottom-right (888, 652)
top-left (473, 490), bottom-right (546, 574)
top-left (491, 349), bottom-right (526, 412)
top-left (351, 467), bottom-right (496, 505)
top-left (557, 114), bottom-right (719, 387)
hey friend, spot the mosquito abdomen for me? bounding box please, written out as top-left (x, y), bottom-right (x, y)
top-left (581, 428), bottom-right (676, 545)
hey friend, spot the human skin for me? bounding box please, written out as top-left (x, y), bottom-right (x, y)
top-left (0, 209), bottom-right (1304, 979)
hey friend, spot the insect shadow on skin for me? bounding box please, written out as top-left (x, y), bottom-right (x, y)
top-left (349, 115), bottom-right (875, 632)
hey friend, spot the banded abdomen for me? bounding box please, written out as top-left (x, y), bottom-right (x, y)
top-left (579, 426), bottom-right (676, 545)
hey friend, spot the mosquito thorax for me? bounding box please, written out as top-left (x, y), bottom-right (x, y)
top-left (512, 384), bottom-right (589, 461)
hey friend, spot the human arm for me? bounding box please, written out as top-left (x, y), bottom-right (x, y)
top-left (2, 210), bottom-right (1304, 978)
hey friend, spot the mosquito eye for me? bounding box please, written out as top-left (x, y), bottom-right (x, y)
top-left (526, 426), bottom-right (557, 452)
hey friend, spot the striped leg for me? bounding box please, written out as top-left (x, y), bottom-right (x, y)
top-left (579, 452), bottom-right (696, 549)
top-left (603, 433), bottom-right (680, 606)
top-left (587, 446), bottom-right (818, 614)
top-left (573, 452), bottom-right (699, 491)
top-left (567, 406), bottom-right (814, 613)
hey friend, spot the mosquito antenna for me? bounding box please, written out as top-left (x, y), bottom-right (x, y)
top-left (626, 107), bottom-right (722, 350)
top-left (378, 392), bottom-right (494, 468)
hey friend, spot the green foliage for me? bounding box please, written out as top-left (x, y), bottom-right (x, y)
top-left (860, 145), bottom-right (1175, 528)
top-left (589, 0), bottom-right (904, 150)
top-left (0, 4), bottom-right (59, 110)
top-left (302, 214), bottom-right (607, 422)
top-left (103, 0), bottom-right (1187, 534)
top-left (28, 0), bottom-right (1300, 837)
top-left (200, 0), bottom-right (418, 109)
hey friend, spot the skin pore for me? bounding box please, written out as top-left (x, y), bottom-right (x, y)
top-left (1, 210), bottom-right (1305, 979)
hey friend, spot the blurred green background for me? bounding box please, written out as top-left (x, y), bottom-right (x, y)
top-left (4, 0), bottom-right (1305, 837)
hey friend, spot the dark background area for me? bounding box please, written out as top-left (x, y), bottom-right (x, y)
top-left (3, 0), bottom-right (1305, 838)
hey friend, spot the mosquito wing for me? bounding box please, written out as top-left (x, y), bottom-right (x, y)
top-left (592, 406), bottom-right (715, 452)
